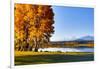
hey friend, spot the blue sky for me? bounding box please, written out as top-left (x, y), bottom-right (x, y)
top-left (50, 6), bottom-right (94, 41)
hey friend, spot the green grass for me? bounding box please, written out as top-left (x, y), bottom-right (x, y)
top-left (15, 51), bottom-right (94, 65)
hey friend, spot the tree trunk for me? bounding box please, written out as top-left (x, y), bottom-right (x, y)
top-left (34, 48), bottom-right (38, 52)
top-left (30, 46), bottom-right (33, 51)
top-left (24, 23), bottom-right (29, 51)
top-left (34, 37), bottom-right (39, 52)
top-left (28, 46), bottom-right (32, 51)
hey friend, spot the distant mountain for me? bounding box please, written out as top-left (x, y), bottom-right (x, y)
top-left (75, 36), bottom-right (94, 41)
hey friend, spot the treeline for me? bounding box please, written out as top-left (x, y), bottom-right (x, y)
top-left (42, 41), bottom-right (94, 48)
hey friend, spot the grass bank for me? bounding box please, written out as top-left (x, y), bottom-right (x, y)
top-left (15, 51), bottom-right (94, 65)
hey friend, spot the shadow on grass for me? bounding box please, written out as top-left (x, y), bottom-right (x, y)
top-left (15, 54), bottom-right (94, 65)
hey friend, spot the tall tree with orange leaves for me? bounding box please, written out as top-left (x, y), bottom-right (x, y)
top-left (14, 4), bottom-right (54, 51)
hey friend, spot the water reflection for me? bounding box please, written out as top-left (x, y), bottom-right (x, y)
top-left (37, 48), bottom-right (94, 52)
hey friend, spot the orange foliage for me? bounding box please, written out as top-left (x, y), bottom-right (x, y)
top-left (14, 4), bottom-right (54, 51)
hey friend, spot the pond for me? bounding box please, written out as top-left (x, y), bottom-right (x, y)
top-left (37, 48), bottom-right (94, 52)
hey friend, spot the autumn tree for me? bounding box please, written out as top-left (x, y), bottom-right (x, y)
top-left (14, 4), bottom-right (54, 52)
